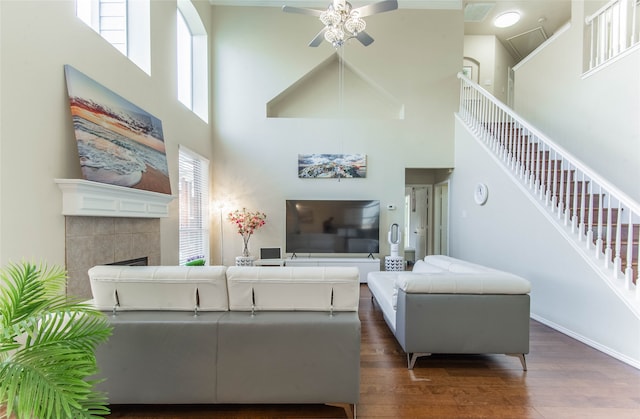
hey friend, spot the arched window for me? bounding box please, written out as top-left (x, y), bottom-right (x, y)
top-left (75, 0), bottom-right (150, 74)
top-left (177, 0), bottom-right (209, 122)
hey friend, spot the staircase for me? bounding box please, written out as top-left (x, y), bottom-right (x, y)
top-left (457, 73), bottom-right (639, 312)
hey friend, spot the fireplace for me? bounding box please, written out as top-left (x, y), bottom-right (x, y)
top-left (56, 179), bottom-right (173, 299)
top-left (107, 257), bottom-right (149, 266)
top-left (65, 216), bottom-right (160, 299)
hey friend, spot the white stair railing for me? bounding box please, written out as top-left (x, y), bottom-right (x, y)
top-left (585, 0), bottom-right (640, 70)
top-left (457, 73), bottom-right (639, 309)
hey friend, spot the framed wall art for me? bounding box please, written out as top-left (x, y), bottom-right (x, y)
top-left (298, 154), bottom-right (367, 178)
top-left (462, 65), bottom-right (473, 80)
top-left (64, 65), bottom-right (171, 195)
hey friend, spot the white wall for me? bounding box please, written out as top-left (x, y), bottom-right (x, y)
top-left (513, 1), bottom-right (640, 202)
top-left (464, 36), bottom-right (495, 91)
top-left (463, 35), bottom-right (516, 103)
top-left (210, 6), bottom-right (463, 264)
top-left (492, 36), bottom-right (515, 104)
top-left (0, 2), bottom-right (464, 268)
top-left (0, 0), bottom-right (213, 267)
top-left (3, 0), bottom-right (638, 367)
top-left (450, 117), bottom-right (640, 367)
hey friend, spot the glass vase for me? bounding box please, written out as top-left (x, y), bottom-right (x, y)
top-left (242, 234), bottom-right (251, 257)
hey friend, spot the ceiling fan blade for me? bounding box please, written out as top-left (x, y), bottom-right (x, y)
top-left (356, 31), bottom-right (375, 46)
top-left (354, 0), bottom-right (398, 17)
top-left (309, 27), bottom-right (328, 47)
top-left (282, 5), bottom-right (323, 17)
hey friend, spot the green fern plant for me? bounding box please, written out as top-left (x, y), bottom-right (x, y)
top-left (0, 262), bottom-right (112, 418)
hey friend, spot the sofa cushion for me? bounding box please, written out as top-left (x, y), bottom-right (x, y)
top-left (94, 311), bottom-right (225, 403)
top-left (396, 271), bottom-right (531, 295)
top-left (226, 266), bottom-right (359, 311)
top-left (412, 260), bottom-right (445, 273)
top-left (366, 272), bottom-right (398, 331)
top-left (216, 311), bottom-right (361, 404)
top-left (424, 255), bottom-right (499, 273)
top-left (88, 265), bottom-right (229, 311)
top-left (422, 255), bottom-right (456, 270)
top-left (383, 261), bottom-right (442, 312)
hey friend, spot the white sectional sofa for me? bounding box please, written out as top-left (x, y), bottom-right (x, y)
top-left (88, 265), bottom-right (361, 418)
top-left (367, 255), bottom-right (531, 369)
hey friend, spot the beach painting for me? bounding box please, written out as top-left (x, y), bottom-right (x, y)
top-left (298, 154), bottom-right (367, 178)
top-left (64, 65), bottom-right (171, 195)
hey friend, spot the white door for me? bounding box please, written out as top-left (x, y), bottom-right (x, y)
top-left (433, 182), bottom-right (449, 255)
top-left (404, 185), bottom-right (431, 261)
top-left (507, 66), bottom-right (515, 108)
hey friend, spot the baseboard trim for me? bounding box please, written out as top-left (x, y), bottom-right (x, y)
top-left (530, 313), bottom-right (640, 370)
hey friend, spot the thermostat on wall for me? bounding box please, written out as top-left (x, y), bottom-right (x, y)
top-left (474, 183), bottom-right (489, 205)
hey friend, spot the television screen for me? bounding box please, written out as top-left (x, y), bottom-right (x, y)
top-left (286, 200), bottom-right (380, 254)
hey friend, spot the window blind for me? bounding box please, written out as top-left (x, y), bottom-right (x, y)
top-left (178, 146), bottom-right (209, 265)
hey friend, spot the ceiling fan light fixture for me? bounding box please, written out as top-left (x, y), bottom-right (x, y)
top-left (284, 0), bottom-right (398, 48)
top-left (345, 15), bottom-right (366, 34)
top-left (325, 26), bottom-right (346, 47)
top-left (494, 11), bottom-right (521, 28)
top-left (318, 1), bottom-right (365, 47)
top-left (320, 7), bottom-right (341, 26)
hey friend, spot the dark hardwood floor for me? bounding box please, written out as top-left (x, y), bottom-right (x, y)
top-left (108, 285), bottom-right (640, 418)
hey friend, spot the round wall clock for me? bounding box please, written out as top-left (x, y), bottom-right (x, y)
top-left (474, 183), bottom-right (489, 205)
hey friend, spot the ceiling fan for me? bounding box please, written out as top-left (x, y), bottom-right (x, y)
top-left (282, 0), bottom-right (398, 48)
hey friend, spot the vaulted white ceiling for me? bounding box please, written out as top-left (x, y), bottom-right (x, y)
top-left (209, 1), bottom-right (572, 60)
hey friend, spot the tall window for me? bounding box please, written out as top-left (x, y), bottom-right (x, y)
top-left (179, 146), bottom-right (210, 265)
top-left (177, 10), bottom-right (193, 108)
top-left (177, 0), bottom-right (209, 122)
top-left (98, 0), bottom-right (127, 55)
top-left (75, 0), bottom-right (150, 74)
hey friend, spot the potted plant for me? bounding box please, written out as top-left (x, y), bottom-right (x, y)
top-left (185, 255), bottom-right (206, 266)
top-left (0, 262), bottom-right (112, 418)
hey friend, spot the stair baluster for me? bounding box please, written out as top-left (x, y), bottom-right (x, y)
top-left (457, 72), bottom-right (639, 312)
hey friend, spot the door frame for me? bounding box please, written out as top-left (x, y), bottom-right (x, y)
top-left (433, 180), bottom-right (450, 255)
top-left (404, 184), bottom-right (433, 260)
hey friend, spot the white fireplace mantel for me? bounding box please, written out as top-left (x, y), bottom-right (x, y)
top-left (55, 179), bottom-right (175, 218)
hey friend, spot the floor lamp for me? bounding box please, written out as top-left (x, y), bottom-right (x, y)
top-left (217, 202), bottom-right (225, 266)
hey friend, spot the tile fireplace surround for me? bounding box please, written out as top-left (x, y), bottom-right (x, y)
top-left (56, 178), bottom-right (173, 298)
top-left (65, 216), bottom-right (160, 299)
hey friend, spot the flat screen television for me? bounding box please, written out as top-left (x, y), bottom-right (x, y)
top-left (285, 199), bottom-right (380, 255)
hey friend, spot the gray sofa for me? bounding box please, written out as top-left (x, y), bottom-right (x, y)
top-left (88, 265), bottom-right (361, 418)
top-left (367, 255), bottom-right (531, 370)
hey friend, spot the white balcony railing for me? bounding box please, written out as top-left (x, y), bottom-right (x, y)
top-left (457, 73), bottom-right (640, 312)
top-left (586, 0), bottom-right (640, 70)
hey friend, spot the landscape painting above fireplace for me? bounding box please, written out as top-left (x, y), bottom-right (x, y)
top-left (64, 65), bottom-right (171, 195)
top-left (298, 153), bottom-right (367, 178)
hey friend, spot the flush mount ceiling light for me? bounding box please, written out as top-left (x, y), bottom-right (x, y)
top-left (494, 11), bottom-right (521, 28)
